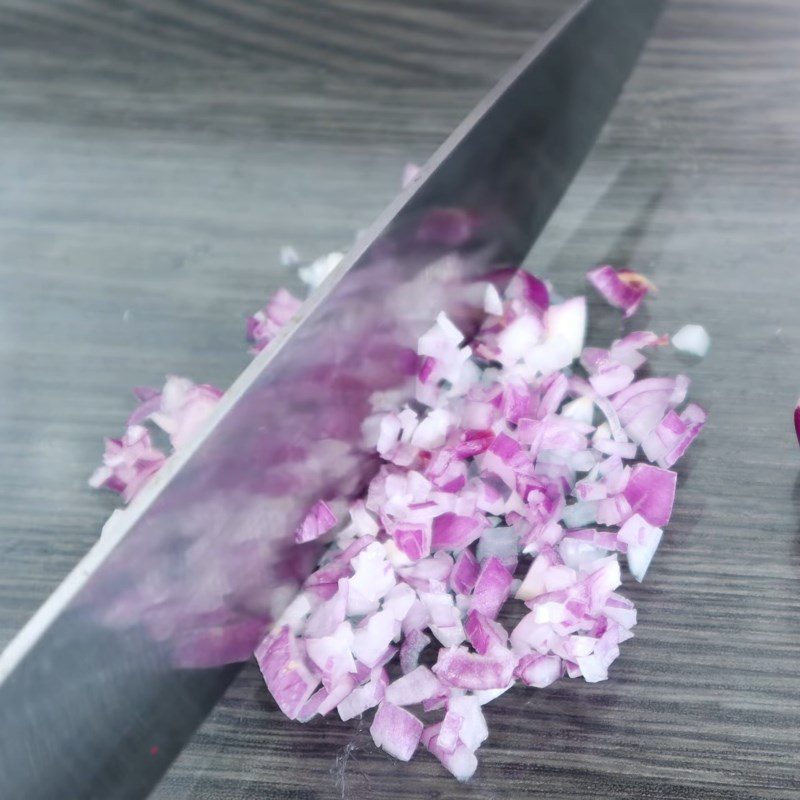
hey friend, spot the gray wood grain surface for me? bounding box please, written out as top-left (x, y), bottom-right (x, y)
top-left (2, 0), bottom-right (800, 798)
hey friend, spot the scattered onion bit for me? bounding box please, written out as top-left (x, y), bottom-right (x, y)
top-left (402, 162), bottom-right (422, 189)
top-left (617, 268), bottom-right (658, 294)
top-left (298, 251), bottom-right (343, 289)
top-left (587, 264), bottom-right (655, 318)
top-left (247, 288), bottom-right (303, 353)
top-left (88, 425), bottom-right (166, 503)
top-left (89, 376), bottom-right (222, 502)
top-left (672, 324), bottom-right (710, 358)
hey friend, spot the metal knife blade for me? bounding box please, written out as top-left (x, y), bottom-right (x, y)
top-left (0, 2), bottom-right (664, 797)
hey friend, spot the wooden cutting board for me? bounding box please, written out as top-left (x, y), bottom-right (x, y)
top-left (1, 1), bottom-right (799, 797)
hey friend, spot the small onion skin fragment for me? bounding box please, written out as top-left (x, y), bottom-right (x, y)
top-left (795, 400), bottom-right (800, 447)
top-left (587, 265), bottom-right (655, 318)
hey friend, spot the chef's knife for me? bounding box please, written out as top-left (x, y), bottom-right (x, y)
top-left (0, 1), bottom-right (665, 797)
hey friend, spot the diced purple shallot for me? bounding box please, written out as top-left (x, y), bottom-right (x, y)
top-left (370, 702), bottom-right (423, 762)
top-left (587, 265), bottom-right (655, 318)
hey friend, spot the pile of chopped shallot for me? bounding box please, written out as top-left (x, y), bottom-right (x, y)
top-left (253, 267), bottom-right (705, 779)
top-left (91, 253), bottom-right (707, 781)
